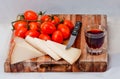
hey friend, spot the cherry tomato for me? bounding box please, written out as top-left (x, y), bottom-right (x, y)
top-left (24, 10), bottom-right (38, 21)
top-left (25, 30), bottom-right (40, 38)
top-left (41, 15), bottom-right (60, 25)
top-left (64, 20), bottom-right (74, 31)
top-left (51, 16), bottom-right (60, 25)
top-left (41, 22), bottom-right (56, 34)
top-left (29, 22), bottom-right (39, 31)
top-left (52, 30), bottom-right (63, 43)
top-left (15, 27), bottom-right (27, 38)
top-left (39, 34), bottom-right (51, 41)
top-left (41, 15), bottom-right (50, 22)
top-left (13, 20), bottom-right (28, 30)
top-left (58, 24), bottom-right (70, 39)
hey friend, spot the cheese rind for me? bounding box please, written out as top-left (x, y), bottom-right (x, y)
top-left (11, 37), bottom-right (44, 64)
top-left (46, 40), bottom-right (81, 64)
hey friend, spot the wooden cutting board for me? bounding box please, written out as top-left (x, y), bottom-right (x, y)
top-left (4, 14), bottom-right (108, 72)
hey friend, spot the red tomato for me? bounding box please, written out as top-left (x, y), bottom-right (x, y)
top-left (29, 22), bottom-right (39, 31)
top-left (51, 16), bottom-right (60, 25)
top-left (15, 27), bottom-right (27, 38)
top-left (52, 30), bottom-right (63, 43)
top-left (13, 21), bottom-right (28, 30)
top-left (58, 24), bottom-right (70, 39)
top-left (25, 30), bottom-right (40, 38)
top-left (41, 15), bottom-right (50, 22)
top-left (39, 34), bottom-right (51, 41)
top-left (64, 20), bottom-right (74, 31)
top-left (24, 10), bottom-right (38, 21)
top-left (41, 15), bottom-right (60, 25)
top-left (41, 22), bottom-right (56, 34)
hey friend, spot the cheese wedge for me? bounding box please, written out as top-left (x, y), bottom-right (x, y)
top-left (25, 36), bottom-right (61, 61)
top-left (25, 36), bottom-right (46, 54)
top-left (11, 37), bottom-right (44, 64)
top-left (46, 40), bottom-right (81, 64)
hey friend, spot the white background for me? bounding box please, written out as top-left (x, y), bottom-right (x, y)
top-left (0, 0), bottom-right (120, 79)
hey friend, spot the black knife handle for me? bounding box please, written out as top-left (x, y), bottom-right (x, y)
top-left (72, 21), bottom-right (82, 36)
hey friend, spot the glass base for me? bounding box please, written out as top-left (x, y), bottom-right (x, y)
top-left (86, 47), bottom-right (103, 55)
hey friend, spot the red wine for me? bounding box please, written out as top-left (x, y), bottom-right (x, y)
top-left (85, 29), bottom-right (105, 49)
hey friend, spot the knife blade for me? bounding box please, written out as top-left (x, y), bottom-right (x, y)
top-left (66, 21), bottom-right (82, 49)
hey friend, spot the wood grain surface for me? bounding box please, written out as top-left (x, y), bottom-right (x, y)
top-left (4, 14), bottom-right (108, 72)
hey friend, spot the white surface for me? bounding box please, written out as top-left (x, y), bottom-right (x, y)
top-left (0, 0), bottom-right (120, 79)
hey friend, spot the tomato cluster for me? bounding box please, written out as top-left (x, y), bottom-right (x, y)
top-left (12, 10), bottom-right (74, 44)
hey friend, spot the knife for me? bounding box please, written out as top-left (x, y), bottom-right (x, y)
top-left (66, 21), bottom-right (82, 49)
